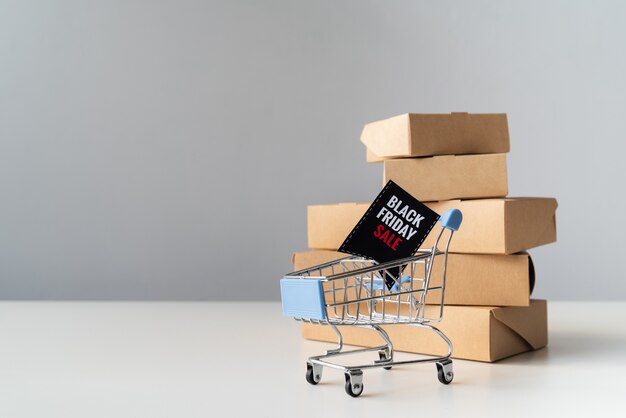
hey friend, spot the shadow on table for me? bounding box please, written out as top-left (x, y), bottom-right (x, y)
top-left (499, 329), bottom-right (626, 366)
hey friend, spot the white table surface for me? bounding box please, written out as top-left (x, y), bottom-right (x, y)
top-left (0, 301), bottom-right (624, 417)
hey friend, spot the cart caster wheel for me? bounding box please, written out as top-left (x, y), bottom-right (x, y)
top-left (378, 352), bottom-right (392, 370)
top-left (436, 360), bottom-right (454, 385)
top-left (306, 363), bottom-right (321, 385)
top-left (344, 371), bottom-right (364, 397)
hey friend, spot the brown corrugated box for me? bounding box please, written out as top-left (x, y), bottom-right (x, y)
top-left (307, 198), bottom-right (557, 254)
top-left (301, 300), bottom-right (548, 362)
top-left (292, 250), bottom-right (534, 307)
top-left (361, 112), bottom-right (510, 161)
top-left (383, 154), bottom-right (508, 201)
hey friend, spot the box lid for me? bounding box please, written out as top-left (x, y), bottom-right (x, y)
top-left (361, 112), bottom-right (510, 159)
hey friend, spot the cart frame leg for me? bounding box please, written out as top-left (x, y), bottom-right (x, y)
top-left (371, 325), bottom-right (393, 366)
top-left (325, 324), bottom-right (343, 355)
top-left (307, 322), bottom-right (452, 370)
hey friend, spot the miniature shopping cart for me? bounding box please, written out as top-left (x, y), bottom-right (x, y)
top-left (280, 208), bottom-right (462, 397)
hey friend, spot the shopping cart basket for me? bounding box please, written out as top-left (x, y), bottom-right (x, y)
top-left (280, 208), bottom-right (462, 397)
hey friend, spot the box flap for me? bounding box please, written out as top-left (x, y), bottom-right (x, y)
top-left (504, 198), bottom-right (558, 253)
top-left (491, 300), bottom-right (547, 350)
top-left (366, 147), bottom-right (384, 163)
top-left (360, 114), bottom-right (411, 158)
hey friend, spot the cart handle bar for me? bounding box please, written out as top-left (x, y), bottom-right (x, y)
top-left (440, 208), bottom-right (462, 231)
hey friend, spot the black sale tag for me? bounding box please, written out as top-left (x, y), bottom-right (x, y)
top-left (339, 180), bottom-right (440, 290)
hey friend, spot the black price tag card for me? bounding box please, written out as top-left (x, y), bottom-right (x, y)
top-left (338, 180), bottom-right (440, 290)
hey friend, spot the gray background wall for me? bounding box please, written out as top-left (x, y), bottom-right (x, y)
top-left (1, 0), bottom-right (624, 300)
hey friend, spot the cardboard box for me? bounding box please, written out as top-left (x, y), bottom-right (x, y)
top-left (383, 154), bottom-right (508, 201)
top-left (301, 300), bottom-right (548, 362)
top-left (361, 112), bottom-right (510, 161)
top-left (292, 250), bottom-right (534, 307)
top-left (307, 198), bottom-right (557, 254)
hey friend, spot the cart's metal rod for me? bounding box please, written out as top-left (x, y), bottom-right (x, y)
top-left (439, 230), bottom-right (454, 321)
top-left (325, 324), bottom-right (343, 355)
top-left (325, 287), bottom-right (434, 307)
top-left (309, 345), bottom-right (389, 361)
top-left (326, 252), bottom-right (439, 281)
top-left (288, 255), bottom-right (359, 276)
top-left (311, 355), bottom-right (452, 372)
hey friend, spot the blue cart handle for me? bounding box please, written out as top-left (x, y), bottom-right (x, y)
top-left (440, 209), bottom-right (462, 231)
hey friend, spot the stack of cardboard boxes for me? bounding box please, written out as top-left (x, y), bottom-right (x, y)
top-left (294, 113), bottom-right (558, 362)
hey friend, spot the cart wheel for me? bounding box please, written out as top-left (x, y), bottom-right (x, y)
top-left (378, 352), bottom-right (392, 370)
top-left (344, 372), bottom-right (364, 397)
top-left (436, 360), bottom-right (454, 385)
top-left (306, 363), bottom-right (321, 385)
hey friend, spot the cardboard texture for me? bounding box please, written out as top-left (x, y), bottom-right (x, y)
top-left (361, 113), bottom-right (510, 161)
top-left (307, 198), bottom-right (557, 254)
top-left (383, 154), bottom-right (508, 201)
top-left (301, 300), bottom-right (548, 362)
top-left (292, 250), bottom-right (534, 307)
top-left (366, 148), bottom-right (386, 163)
